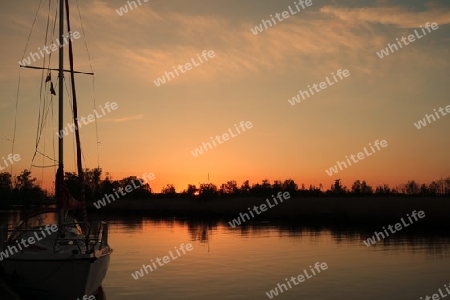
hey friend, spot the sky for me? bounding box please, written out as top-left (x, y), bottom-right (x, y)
top-left (0, 0), bottom-right (449, 194)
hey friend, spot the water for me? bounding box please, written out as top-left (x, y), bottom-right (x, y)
top-left (2, 211), bottom-right (450, 299)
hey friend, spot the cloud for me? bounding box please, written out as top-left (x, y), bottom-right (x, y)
top-left (9, 1), bottom-right (447, 86)
top-left (320, 6), bottom-right (450, 28)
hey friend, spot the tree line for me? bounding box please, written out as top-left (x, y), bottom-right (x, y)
top-left (0, 168), bottom-right (449, 205)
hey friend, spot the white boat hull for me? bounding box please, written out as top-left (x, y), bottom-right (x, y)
top-left (0, 252), bottom-right (111, 299)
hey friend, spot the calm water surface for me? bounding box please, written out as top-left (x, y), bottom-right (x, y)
top-left (102, 217), bottom-right (450, 300)
top-left (2, 211), bottom-right (450, 299)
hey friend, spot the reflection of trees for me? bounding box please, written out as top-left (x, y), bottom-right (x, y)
top-left (185, 220), bottom-right (216, 243)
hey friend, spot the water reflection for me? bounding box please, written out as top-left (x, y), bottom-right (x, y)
top-left (105, 214), bottom-right (450, 257)
top-left (3, 209), bottom-right (450, 254)
top-left (2, 211), bottom-right (450, 299)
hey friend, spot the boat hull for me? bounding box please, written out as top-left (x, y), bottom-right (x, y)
top-left (0, 252), bottom-right (111, 299)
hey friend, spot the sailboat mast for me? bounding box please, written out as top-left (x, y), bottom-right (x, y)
top-left (65, 0), bottom-right (88, 231)
top-left (57, 0), bottom-right (64, 228)
top-left (58, 0), bottom-right (64, 171)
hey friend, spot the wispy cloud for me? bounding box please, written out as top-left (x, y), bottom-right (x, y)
top-left (320, 6), bottom-right (450, 28)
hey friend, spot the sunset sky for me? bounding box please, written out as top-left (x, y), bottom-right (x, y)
top-left (0, 0), bottom-right (449, 193)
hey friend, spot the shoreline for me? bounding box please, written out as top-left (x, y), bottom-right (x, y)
top-left (85, 195), bottom-right (450, 226)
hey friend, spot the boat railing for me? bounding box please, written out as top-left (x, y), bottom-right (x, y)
top-left (0, 220), bottom-right (109, 255)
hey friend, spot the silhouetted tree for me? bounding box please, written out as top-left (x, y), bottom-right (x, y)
top-left (420, 184), bottom-right (430, 195)
top-left (117, 176), bottom-right (151, 198)
top-left (0, 172), bottom-right (12, 191)
top-left (199, 183), bottom-right (217, 197)
top-left (360, 180), bottom-right (373, 194)
top-left (375, 184), bottom-right (391, 194)
top-left (240, 180), bottom-right (251, 195)
top-left (405, 180), bottom-right (420, 195)
top-left (251, 179), bottom-right (272, 196)
top-left (84, 168), bottom-right (102, 198)
top-left (282, 179), bottom-right (298, 194)
top-left (351, 180), bottom-right (362, 194)
top-left (428, 181), bottom-right (441, 195)
top-left (65, 171), bottom-right (81, 198)
top-left (12, 170), bottom-right (44, 202)
top-left (220, 180), bottom-right (238, 194)
top-left (272, 180), bottom-right (283, 192)
top-left (162, 184), bottom-right (176, 195)
top-left (0, 172), bottom-right (12, 203)
top-left (14, 169), bottom-right (36, 191)
top-left (331, 179), bottom-right (346, 194)
top-left (182, 184), bottom-right (198, 197)
top-left (445, 177), bottom-right (450, 195)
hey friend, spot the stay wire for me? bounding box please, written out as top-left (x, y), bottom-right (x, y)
top-left (12, 0), bottom-right (45, 175)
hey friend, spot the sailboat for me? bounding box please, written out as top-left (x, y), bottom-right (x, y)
top-left (0, 0), bottom-right (112, 299)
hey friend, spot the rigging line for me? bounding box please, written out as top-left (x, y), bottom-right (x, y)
top-left (13, 0), bottom-right (45, 176)
top-left (33, 0), bottom-right (54, 165)
top-left (31, 82), bottom-right (54, 166)
top-left (76, 0), bottom-right (100, 167)
top-left (31, 84), bottom-right (57, 168)
top-left (35, 0), bottom-right (52, 154)
top-left (31, 164), bottom-right (58, 168)
top-left (35, 96), bottom-right (57, 167)
top-left (36, 150), bottom-right (58, 163)
top-left (47, 0), bottom-right (58, 69)
top-left (11, 70), bottom-right (22, 177)
top-left (19, 0), bottom-right (45, 61)
top-left (92, 72), bottom-right (100, 167)
top-left (40, 136), bottom-right (46, 181)
top-left (75, 0), bottom-right (94, 73)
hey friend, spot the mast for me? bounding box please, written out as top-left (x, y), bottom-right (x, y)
top-left (58, 0), bottom-right (64, 174)
top-left (57, 0), bottom-right (64, 228)
top-left (65, 0), bottom-right (88, 231)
